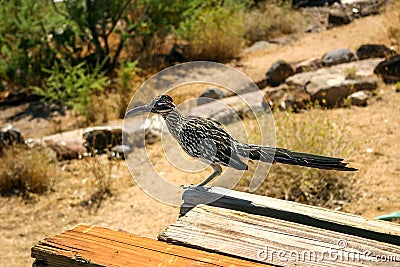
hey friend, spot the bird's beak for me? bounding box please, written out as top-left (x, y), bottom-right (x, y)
top-left (125, 103), bottom-right (152, 117)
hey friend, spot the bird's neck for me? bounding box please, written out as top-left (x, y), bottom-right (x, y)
top-left (161, 108), bottom-right (182, 139)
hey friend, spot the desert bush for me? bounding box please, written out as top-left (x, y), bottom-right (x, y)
top-left (385, 0), bottom-right (400, 51)
top-left (80, 156), bottom-right (114, 213)
top-left (244, 1), bottom-right (306, 43)
top-left (236, 110), bottom-right (354, 209)
top-left (0, 145), bottom-right (55, 197)
top-left (34, 59), bottom-right (108, 125)
top-left (177, 0), bottom-right (250, 61)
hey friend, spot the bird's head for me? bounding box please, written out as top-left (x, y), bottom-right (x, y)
top-left (125, 95), bottom-right (176, 117)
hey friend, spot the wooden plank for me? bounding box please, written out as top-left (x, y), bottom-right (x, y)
top-left (31, 224), bottom-right (268, 267)
top-left (181, 187), bottom-right (400, 245)
top-left (160, 205), bottom-right (400, 267)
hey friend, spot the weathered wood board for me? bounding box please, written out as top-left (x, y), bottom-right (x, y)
top-left (181, 186), bottom-right (400, 245)
top-left (31, 224), bottom-right (269, 267)
top-left (160, 204), bottom-right (400, 267)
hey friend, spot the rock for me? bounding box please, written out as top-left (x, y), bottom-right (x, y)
top-left (166, 44), bottom-right (187, 65)
top-left (210, 109), bottom-right (235, 125)
top-left (255, 78), bottom-right (268, 90)
top-left (356, 44), bottom-right (394, 60)
top-left (243, 41), bottom-right (271, 53)
top-left (295, 57), bottom-right (323, 73)
top-left (127, 115), bottom-right (164, 148)
top-left (348, 90), bottom-right (370, 106)
top-left (287, 58), bottom-right (383, 86)
top-left (351, 0), bottom-right (386, 17)
top-left (83, 126), bottom-right (122, 155)
top-left (109, 145), bottom-right (133, 160)
top-left (197, 88), bottom-right (227, 105)
top-left (263, 85), bottom-right (310, 112)
top-left (25, 138), bottom-right (43, 149)
top-left (266, 61), bottom-right (294, 87)
top-left (45, 139), bottom-right (86, 160)
top-left (236, 105), bottom-right (264, 119)
top-left (189, 89), bottom-right (270, 124)
top-left (293, 0), bottom-right (339, 8)
top-left (1, 125), bottom-right (24, 145)
top-left (321, 48), bottom-right (358, 67)
top-left (0, 125), bottom-right (24, 154)
top-left (328, 9), bottom-right (353, 26)
top-left (305, 76), bottom-right (377, 106)
top-left (305, 24), bottom-right (323, 33)
top-left (374, 55), bottom-right (400, 83)
top-left (141, 115), bottom-right (164, 145)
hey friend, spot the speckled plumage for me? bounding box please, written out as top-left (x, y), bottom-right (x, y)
top-left (126, 95), bottom-right (356, 186)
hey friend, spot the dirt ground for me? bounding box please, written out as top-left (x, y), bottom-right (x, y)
top-left (1, 11), bottom-right (399, 267)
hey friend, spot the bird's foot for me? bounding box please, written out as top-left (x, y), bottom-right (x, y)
top-left (180, 184), bottom-right (212, 191)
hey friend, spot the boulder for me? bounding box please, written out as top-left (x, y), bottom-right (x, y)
top-left (357, 44), bottom-right (394, 60)
top-left (243, 41), bottom-right (271, 54)
top-left (266, 61), bottom-right (294, 87)
top-left (45, 139), bottom-right (86, 160)
top-left (263, 85), bottom-right (310, 112)
top-left (305, 76), bottom-right (377, 106)
top-left (83, 126), bottom-right (122, 155)
top-left (127, 115), bottom-right (164, 148)
top-left (197, 88), bottom-right (227, 105)
top-left (109, 145), bottom-right (133, 160)
top-left (348, 90), bottom-right (370, 106)
top-left (166, 44), bottom-right (187, 65)
top-left (210, 109), bottom-right (235, 125)
top-left (321, 48), bottom-right (358, 66)
top-left (295, 57), bottom-right (323, 73)
top-left (0, 125), bottom-right (24, 154)
top-left (374, 55), bottom-right (400, 83)
top-left (287, 58), bottom-right (382, 86)
top-left (1, 125), bottom-right (24, 145)
top-left (328, 9), bottom-right (352, 26)
top-left (293, 0), bottom-right (339, 8)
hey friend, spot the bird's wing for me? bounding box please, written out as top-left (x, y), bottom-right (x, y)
top-left (180, 117), bottom-right (248, 170)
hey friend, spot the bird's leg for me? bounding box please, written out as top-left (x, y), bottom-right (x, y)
top-left (195, 164), bottom-right (222, 187)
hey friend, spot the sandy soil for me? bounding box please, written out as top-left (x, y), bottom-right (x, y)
top-left (0, 11), bottom-right (399, 267)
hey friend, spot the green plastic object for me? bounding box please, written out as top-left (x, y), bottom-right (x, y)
top-left (374, 211), bottom-right (400, 221)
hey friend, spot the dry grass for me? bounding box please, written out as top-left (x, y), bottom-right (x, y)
top-left (244, 2), bottom-right (306, 44)
top-left (235, 109), bottom-right (355, 209)
top-left (0, 144), bottom-right (56, 197)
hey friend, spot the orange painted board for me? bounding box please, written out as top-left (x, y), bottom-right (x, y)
top-left (31, 224), bottom-right (269, 267)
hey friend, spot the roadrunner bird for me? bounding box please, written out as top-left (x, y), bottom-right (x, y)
top-left (126, 95), bottom-right (356, 186)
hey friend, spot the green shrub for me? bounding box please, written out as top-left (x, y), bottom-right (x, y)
top-left (235, 110), bottom-right (355, 209)
top-left (34, 60), bottom-right (108, 125)
top-left (116, 61), bottom-right (141, 118)
top-left (0, 145), bottom-right (55, 197)
top-left (51, 0), bottom-right (189, 74)
top-left (0, 0), bottom-right (60, 86)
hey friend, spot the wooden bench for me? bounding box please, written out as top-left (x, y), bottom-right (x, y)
top-left (32, 187), bottom-right (400, 266)
top-left (31, 224), bottom-right (267, 267)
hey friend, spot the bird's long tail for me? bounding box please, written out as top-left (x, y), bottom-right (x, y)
top-left (238, 144), bottom-right (357, 171)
